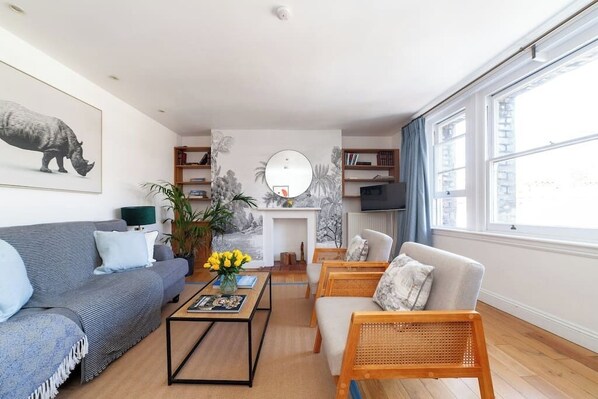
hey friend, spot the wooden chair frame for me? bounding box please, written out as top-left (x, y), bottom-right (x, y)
top-left (304, 247), bottom-right (347, 299)
top-left (313, 272), bottom-right (495, 399)
top-left (308, 260), bottom-right (388, 327)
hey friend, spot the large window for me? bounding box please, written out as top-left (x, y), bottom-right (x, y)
top-left (433, 111), bottom-right (467, 228)
top-left (488, 45), bottom-right (598, 239)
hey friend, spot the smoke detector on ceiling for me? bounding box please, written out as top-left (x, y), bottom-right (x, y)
top-left (276, 6), bottom-right (291, 21)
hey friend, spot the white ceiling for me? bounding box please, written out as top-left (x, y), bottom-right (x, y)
top-left (0, 0), bottom-right (586, 136)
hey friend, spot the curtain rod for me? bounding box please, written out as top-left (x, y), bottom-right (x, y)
top-left (420, 1), bottom-right (597, 118)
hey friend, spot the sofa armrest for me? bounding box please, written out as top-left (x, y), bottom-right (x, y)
top-left (153, 244), bottom-right (174, 261)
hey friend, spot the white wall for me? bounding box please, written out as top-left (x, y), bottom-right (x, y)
top-left (0, 27), bottom-right (178, 232)
top-left (434, 231), bottom-right (598, 352)
top-left (180, 136), bottom-right (211, 147)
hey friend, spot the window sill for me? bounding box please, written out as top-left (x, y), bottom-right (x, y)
top-left (431, 228), bottom-right (598, 259)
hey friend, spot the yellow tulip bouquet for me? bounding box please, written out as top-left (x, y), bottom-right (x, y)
top-left (204, 250), bottom-right (252, 293)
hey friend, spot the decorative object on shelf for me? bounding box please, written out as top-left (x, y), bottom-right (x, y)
top-left (189, 177), bottom-right (206, 182)
top-left (189, 189), bottom-right (207, 197)
top-left (300, 242), bottom-right (305, 262)
top-left (282, 198), bottom-right (294, 208)
top-left (120, 206), bottom-right (156, 230)
top-left (199, 151), bottom-right (211, 165)
top-left (144, 181), bottom-right (257, 276)
top-left (280, 252), bottom-right (297, 266)
top-left (272, 185), bottom-right (289, 197)
top-left (203, 250), bottom-right (252, 294)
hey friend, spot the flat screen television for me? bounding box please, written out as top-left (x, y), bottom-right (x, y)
top-left (360, 182), bottom-right (406, 212)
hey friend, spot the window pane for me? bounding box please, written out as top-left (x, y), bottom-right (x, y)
top-left (435, 197), bottom-right (467, 228)
top-left (436, 113), bottom-right (466, 143)
top-left (491, 139), bottom-right (598, 229)
top-left (494, 48), bottom-right (598, 156)
top-left (436, 168), bottom-right (465, 192)
top-left (435, 136), bottom-right (465, 173)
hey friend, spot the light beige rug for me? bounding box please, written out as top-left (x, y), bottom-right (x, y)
top-left (58, 283), bottom-right (336, 399)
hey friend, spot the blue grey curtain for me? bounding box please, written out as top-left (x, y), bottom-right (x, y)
top-left (396, 116), bottom-right (432, 253)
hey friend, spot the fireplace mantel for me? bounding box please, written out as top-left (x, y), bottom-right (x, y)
top-left (256, 208), bottom-right (321, 267)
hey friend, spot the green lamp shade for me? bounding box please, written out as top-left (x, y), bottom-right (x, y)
top-left (121, 206), bottom-right (156, 226)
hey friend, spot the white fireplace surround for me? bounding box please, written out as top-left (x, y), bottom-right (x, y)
top-left (254, 208), bottom-right (321, 267)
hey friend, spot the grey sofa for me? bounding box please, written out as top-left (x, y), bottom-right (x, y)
top-left (0, 219), bottom-right (187, 399)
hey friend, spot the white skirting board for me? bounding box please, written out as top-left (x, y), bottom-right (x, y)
top-left (478, 289), bottom-right (598, 352)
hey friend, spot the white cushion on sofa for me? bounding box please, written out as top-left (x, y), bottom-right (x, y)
top-left (93, 231), bottom-right (150, 275)
top-left (0, 239), bottom-right (33, 322)
top-left (373, 254), bottom-right (434, 311)
top-left (145, 230), bottom-right (158, 264)
top-left (345, 235), bottom-right (368, 261)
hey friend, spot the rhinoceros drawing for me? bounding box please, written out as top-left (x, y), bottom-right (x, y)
top-left (0, 100), bottom-right (95, 176)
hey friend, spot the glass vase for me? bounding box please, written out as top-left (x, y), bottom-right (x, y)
top-left (220, 273), bottom-right (238, 294)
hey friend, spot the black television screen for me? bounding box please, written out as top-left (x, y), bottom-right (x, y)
top-left (360, 182), bottom-right (406, 212)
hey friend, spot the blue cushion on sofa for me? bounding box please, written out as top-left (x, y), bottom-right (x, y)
top-left (93, 231), bottom-right (150, 274)
top-left (0, 239), bottom-right (33, 322)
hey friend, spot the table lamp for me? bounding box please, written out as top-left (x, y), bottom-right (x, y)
top-left (120, 206), bottom-right (156, 230)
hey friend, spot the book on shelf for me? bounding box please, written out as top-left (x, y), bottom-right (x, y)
top-left (356, 161), bottom-right (371, 165)
top-left (345, 152), bottom-right (360, 166)
top-left (189, 190), bottom-right (207, 197)
top-left (187, 294), bottom-right (247, 313)
top-left (376, 150), bottom-right (394, 166)
top-left (212, 275), bottom-right (257, 289)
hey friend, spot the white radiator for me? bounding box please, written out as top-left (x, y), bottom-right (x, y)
top-left (347, 212), bottom-right (396, 244)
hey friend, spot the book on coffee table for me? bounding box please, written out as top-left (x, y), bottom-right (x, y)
top-left (187, 294), bottom-right (247, 313)
top-left (212, 275), bottom-right (257, 289)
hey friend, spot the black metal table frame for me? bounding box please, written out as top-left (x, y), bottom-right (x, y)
top-left (166, 273), bottom-right (272, 387)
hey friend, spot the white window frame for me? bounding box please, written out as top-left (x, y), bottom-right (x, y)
top-left (485, 40), bottom-right (598, 242)
top-left (428, 97), bottom-right (476, 230)
top-left (424, 6), bottom-right (598, 245)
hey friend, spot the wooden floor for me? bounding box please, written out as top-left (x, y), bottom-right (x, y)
top-left (187, 269), bottom-right (598, 398)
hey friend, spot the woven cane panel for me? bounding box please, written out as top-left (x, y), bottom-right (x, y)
top-left (330, 279), bottom-right (379, 297)
top-left (315, 252), bottom-right (344, 262)
top-left (355, 321), bottom-right (476, 366)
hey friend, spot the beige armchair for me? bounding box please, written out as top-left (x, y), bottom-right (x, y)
top-left (313, 242), bottom-right (494, 399)
top-left (305, 229), bottom-right (393, 327)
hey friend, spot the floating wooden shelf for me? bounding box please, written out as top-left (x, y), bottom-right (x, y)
top-left (344, 178), bottom-right (395, 183)
top-left (174, 146), bottom-right (210, 152)
top-left (175, 165), bottom-right (211, 169)
top-left (342, 148), bottom-right (400, 197)
top-left (344, 165), bottom-right (395, 170)
top-left (175, 181), bottom-right (212, 185)
top-left (188, 197), bottom-right (211, 201)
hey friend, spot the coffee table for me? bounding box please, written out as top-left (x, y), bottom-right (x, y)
top-left (166, 271), bottom-right (272, 387)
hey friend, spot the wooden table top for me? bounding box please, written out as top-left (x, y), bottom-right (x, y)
top-left (168, 271), bottom-right (271, 321)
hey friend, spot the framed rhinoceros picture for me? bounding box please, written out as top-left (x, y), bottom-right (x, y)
top-left (0, 60), bottom-right (101, 193)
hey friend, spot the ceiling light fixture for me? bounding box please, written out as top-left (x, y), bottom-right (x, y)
top-left (8, 4), bottom-right (25, 14)
top-left (108, 75), bottom-right (119, 81)
top-left (276, 6), bottom-right (291, 21)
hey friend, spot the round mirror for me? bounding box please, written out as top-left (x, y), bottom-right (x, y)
top-left (265, 150), bottom-right (313, 198)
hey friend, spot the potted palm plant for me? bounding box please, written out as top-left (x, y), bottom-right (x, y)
top-left (144, 181), bottom-right (256, 276)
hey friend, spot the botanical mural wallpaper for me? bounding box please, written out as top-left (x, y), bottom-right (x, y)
top-left (210, 130), bottom-right (342, 264)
